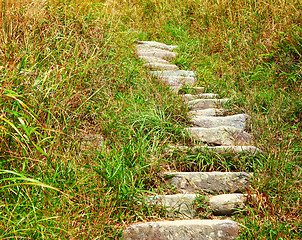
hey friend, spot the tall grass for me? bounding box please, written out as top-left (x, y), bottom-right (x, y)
top-left (110, 0), bottom-right (302, 238)
top-left (0, 0), bottom-right (301, 239)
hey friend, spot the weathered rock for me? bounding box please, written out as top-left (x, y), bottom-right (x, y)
top-left (189, 108), bottom-right (225, 117)
top-left (165, 145), bottom-right (260, 154)
top-left (160, 76), bottom-right (195, 86)
top-left (146, 194), bottom-right (198, 219)
top-left (144, 62), bottom-right (179, 70)
top-left (190, 87), bottom-right (205, 94)
top-left (188, 99), bottom-right (229, 110)
top-left (80, 134), bottom-right (103, 151)
top-left (138, 56), bottom-right (171, 64)
top-left (137, 41), bottom-right (178, 51)
top-left (146, 193), bottom-right (249, 217)
top-left (205, 145), bottom-right (259, 153)
top-left (151, 70), bottom-right (195, 78)
top-left (144, 63), bottom-right (179, 70)
top-left (192, 114), bottom-right (249, 129)
top-left (136, 46), bottom-right (177, 60)
top-left (123, 219), bottom-right (239, 240)
top-left (210, 194), bottom-right (247, 216)
top-left (163, 172), bottom-right (252, 194)
top-left (186, 126), bottom-right (252, 145)
top-left (182, 93), bottom-right (218, 101)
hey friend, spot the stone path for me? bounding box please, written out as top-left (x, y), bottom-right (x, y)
top-left (123, 40), bottom-right (259, 239)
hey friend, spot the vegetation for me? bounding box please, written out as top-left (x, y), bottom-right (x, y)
top-left (0, 0), bottom-right (301, 239)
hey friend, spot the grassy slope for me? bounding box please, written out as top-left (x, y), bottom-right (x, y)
top-left (0, 0), bottom-right (301, 239)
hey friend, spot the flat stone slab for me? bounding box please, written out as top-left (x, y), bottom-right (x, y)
top-left (210, 194), bottom-right (247, 216)
top-left (80, 134), bottom-right (103, 151)
top-left (136, 46), bottom-right (177, 60)
top-left (163, 172), bottom-right (252, 194)
top-left (165, 145), bottom-right (260, 154)
top-left (123, 219), bottom-right (238, 240)
top-left (136, 41), bottom-right (178, 51)
top-left (182, 93), bottom-right (218, 101)
top-left (151, 70), bottom-right (195, 78)
top-left (196, 145), bottom-right (260, 153)
top-left (160, 76), bottom-right (195, 86)
top-left (192, 114), bottom-right (249, 130)
top-left (144, 62), bottom-right (179, 70)
top-left (186, 126), bottom-right (252, 145)
top-left (190, 87), bottom-right (205, 94)
top-left (146, 193), bottom-right (248, 217)
top-left (188, 99), bottom-right (229, 110)
top-left (189, 108), bottom-right (225, 117)
top-left (146, 194), bottom-right (198, 219)
top-left (138, 55), bottom-right (171, 64)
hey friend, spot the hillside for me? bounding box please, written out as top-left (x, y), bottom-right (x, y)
top-left (1, 0), bottom-right (301, 239)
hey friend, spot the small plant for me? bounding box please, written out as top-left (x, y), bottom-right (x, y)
top-left (195, 194), bottom-right (212, 219)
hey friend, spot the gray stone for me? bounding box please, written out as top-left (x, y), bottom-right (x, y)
top-left (146, 193), bottom-right (249, 217)
top-left (144, 62), bottom-right (179, 70)
top-left (192, 114), bottom-right (249, 129)
top-left (190, 87), bottom-right (205, 94)
top-left (196, 145), bottom-right (260, 153)
top-left (188, 99), bottom-right (229, 110)
top-left (123, 219), bottom-right (239, 240)
top-left (165, 145), bottom-right (260, 154)
top-left (138, 56), bottom-right (171, 64)
top-left (160, 76), bottom-right (195, 86)
top-left (136, 41), bottom-right (178, 51)
top-left (151, 70), bottom-right (195, 78)
top-left (80, 134), bottom-right (103, 151)
top-left (186, 126), bottom-right (252, 145)
top-left (189, 108), bottom-right (224, 117)
top-left (182, 93), bottom-right (218, 101)
top-left (138, 55), bottom-right (179, 70)
top-left (146, 194), bottom-right (198, 219)
top-left (136, 46), bottom-right (177, 60)
top-left (210, 194), bottom-right (247, 216)
top-left (163, 172), bottom-right (252, 194)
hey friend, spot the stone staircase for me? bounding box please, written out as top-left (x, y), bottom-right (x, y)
top-left (123, 41), bottom-right (259, 240)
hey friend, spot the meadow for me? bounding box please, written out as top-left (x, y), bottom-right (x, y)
top-left (0, 0), bottom-right (301, 238)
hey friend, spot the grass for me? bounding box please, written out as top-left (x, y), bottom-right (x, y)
top-left (0, 0), bottom-right (301, 239)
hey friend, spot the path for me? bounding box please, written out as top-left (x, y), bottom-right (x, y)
top-left (123, 41), bottom-right (259, 239)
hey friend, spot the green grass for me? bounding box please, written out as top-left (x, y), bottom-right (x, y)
top-left (1, 0), bottom-right (301, 239)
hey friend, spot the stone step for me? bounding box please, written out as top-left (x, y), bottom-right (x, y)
top-left (80, 134), bottom-right (103, 151)
top-left (136, 40), bottom-right (178, 51)
top-left (191, 114), bottom-right (249, 130)
top-left (189, 108), bottom-right (224, 117)
top-left (189, 87), bottom-right (205, 94)
top-left (165, 145), bottom-right (260, 154)
top-left (182, 93), bottom-right (218, 101)
top-left (136, 46), bottom-right (177, 60)
top-left (160, 76), bottom-right (195, 86)
top-left (123, 219), bottom-right (239, 240)
top-left (162, 172), bottom-right (252, 194)
top-left (210, 193), bottom-right (248, 216)
top-left (186, 126), bottom-right (252, 145)
top-left (146, 193), bottom-right (248, 218)
top-left (151, 70), bottom-right (196, 78)
top-left (138, 55), bottom-right (171, 64)
top-left (144, 62), bottom-right (179, 70)
top-left (146, 194), bottom-right (197, 219)
top-left (188, 98), bottom-right (229, 110)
